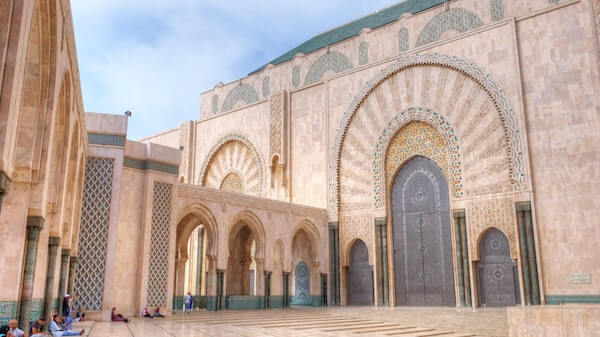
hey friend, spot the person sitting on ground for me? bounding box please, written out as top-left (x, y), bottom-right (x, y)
top-left (49, 314), bottom-right (84, 336)
top-left (153, 307), bottom-right (164, 318)
top-left (7, 320), bottom-right (24, 337)
top-left (73, 308), bottom-right (85, 322)
top-left (141, 307), bottom-right (153, 319)
top-left (29, 318), bottom-right (48, 337)
top-left (110, 307), bottom-right (129, 323)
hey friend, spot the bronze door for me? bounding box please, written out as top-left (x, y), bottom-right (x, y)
top-left (347, 240), bottom-right (374, 305)
top-left (477, 228), bottom-right (519, 307)
top-left (391, 156), bottom-right (455, 306)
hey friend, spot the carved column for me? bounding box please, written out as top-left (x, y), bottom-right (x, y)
top-left (18, 216), bottom-right (44, 328)
top-left (254, 258), bottom-right (265, 298)
top-left (263, 271), bottom-right (271, 309)
top-left (57, 249), bottom-right (70, 313)
top-left (195, 227), bottom-right (204, 297)
top-left (328, 222), bottom-right (340, 305)
top-left (459, 214), bottom-right (471, 306)
top-left (375, 218), bottom-right (389, 306)
top-left (43, 236), bottom-right (61, 319)
top-left (0, 171), bottom-right (10, 212)
top-left (174, 257), bottom-right (187, 310)
top-left (67, 256), bottom-right (77, 295)
top-left (517, 202), bottom-right (540, 305)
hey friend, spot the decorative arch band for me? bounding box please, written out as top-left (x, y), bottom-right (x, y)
top-left (328, 53), bottom-right (525, 212)
top-left (198, 133), bottom-right (265, 195)
top-left (373, 107), bottom-right (461, 208)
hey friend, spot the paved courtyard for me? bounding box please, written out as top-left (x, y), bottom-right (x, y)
top-left (74, 307), bottom-right (507, 337)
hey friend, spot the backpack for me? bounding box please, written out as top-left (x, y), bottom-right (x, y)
top-left (0, 325), bottom-right (8, 334)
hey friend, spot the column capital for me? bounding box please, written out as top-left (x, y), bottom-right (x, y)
top-left (26, 216), bottom-right (45, 232)
top-left (0, 170), bottom-right (10, 194)
top-left (69, 256), bottom-right (78, 264)
top-left (61, 249), bottom-right (71, 257)
top-left (328, 222), bottom-right (339, 230)
top-left (452, 209), bottom-right (466, 218)
top-left (48, 236), bottom-right (61, 247)
top-left (374, 217), bottom-right (386, 227)
top-left (516, 202), bottom-right (531, 212)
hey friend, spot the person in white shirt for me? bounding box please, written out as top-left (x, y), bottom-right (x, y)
top-left (7, 320), bottom-right (24, 337)
top-left (49, 315), bottom-right (84, 336)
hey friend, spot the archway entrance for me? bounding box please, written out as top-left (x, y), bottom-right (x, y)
top-left (291, 228), bottom-right (315, 306)
top-left (346, 240), bottom-right (373, 305)
top-left (477, 228), bottom-right (520, 307)
top-left (174, 206), bottom-right (217, 311)
top-left (226, 225), bottom-right (257, 296)
top-left (391, 156), bottom-right (455, 306)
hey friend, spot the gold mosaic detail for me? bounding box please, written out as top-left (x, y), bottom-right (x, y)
top-left (385, 121), bottom-right (450, 193)
top-left (220, 172), bottom-right (244, 193)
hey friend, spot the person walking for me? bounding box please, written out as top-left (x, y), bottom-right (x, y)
top-left (184, 292), bottom-right (193, 313)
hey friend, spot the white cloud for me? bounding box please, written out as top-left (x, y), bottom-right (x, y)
top-left (71, 0), bottom-right (398, 139)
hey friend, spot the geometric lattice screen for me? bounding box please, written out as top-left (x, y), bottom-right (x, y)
top-left (73, 157), bottom-right (114, 311)
top-left (146, 182), bottom-right (172, 307)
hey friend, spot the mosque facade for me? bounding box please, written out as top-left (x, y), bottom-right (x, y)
top-left (1, 0), bottom-right (599, 333)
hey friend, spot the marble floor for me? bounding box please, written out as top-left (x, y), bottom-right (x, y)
top-left (74, 307), bottom-right (508, 337)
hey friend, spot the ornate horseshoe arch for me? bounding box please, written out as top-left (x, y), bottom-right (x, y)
top-left (329, 53), bottom-right (525, 212)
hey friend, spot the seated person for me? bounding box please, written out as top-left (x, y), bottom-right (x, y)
top-left (153, 307), bottom-right (164, 318)
top-left (49, 314), bottom-right (84, 336)
top-left (7, 320), bottom-right (24, 337)
top-left (73, 308), bottom-right (85, 322)
top-left (29, 318), bottom-right (48, 337)
top-left (141, 307), bottom-right (153, 318)
top-left (110, 307), bottom-right (129, 323)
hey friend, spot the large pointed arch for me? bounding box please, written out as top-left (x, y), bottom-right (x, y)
top-left (329, 53), bottom-right (525, 212)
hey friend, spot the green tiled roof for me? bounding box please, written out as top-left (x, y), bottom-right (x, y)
top-left (249, 0), bottom-right (446, 75)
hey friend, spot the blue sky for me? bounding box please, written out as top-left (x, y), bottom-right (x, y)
top-left (71, 0), bottom-right (400, 140)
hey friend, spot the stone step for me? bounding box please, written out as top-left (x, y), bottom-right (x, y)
top-left (258, 318), bottom-right (370, 328)
top-left (382, 327), bottom-right (435, 335)
top-left (352, 325), bottom-right (417, 333)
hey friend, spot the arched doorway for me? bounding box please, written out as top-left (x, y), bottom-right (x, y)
top-left (227, 226), bottom-right (257, 295)
top-left (173, 205), bottom-right (217, 311)
top-left (391, 156), bottom-right (455, 306)
top-left (346, 240), bottom-right (373, 305)
top-left (291, 228), bottom-right (315, 306)
top-left (294, 262), bottom-right (310, 305)
top-left (477, 228), bottom-right (520, 307)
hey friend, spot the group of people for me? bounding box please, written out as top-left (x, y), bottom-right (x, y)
top-left (0, 294), bottom-right (184, 336)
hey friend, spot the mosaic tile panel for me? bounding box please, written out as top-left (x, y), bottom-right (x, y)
top-left (221, 84), bottom-right (259, 112)
top-left (373, 107), bottom-right (462, 208)
top-left (292, 66), bottom-right (300, 88)
top-left (0, 301), bottom-right (17, 325)
top-left (211, 95), bottom-right (219, 115)
top-left (490, 0), bottom-right (504, 21)
top-left (87, 133), bottom-right (125, 147)
top-left (74, 157), bottom-right (114, 311)
top-left (146, 182), bottom-right (173, 307)
top-left (415, 8), bottom-right (483, 47)
top-left (398, 27), bottom-right (409, 52)
top-left (262, 77), bottom-right (270, 97)
top-left (304, 51), bottom-right (353, 85)
top-left (358, 42), bottom-right (368, 65)
top-left (220, 172), bottom-right (244, 193)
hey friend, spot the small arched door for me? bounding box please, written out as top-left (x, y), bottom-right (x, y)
top-left (346, 240), bottom-right (374, 305)
top-left (477, 228), bottom-right (520, 307)
top-left (293, 261), bottom-right (311, 305)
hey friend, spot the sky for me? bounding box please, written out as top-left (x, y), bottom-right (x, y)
top-left (71, 0), bottom-right (400, 140)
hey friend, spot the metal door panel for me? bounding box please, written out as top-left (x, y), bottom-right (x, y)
top-left (478, 228), bottom-right (519, 307)
top-left (347, 240), bottom-right (374, 305)
top-left (293, 261), bottom-right (311, 305)
top-left (391, 156), bottom-right (455, 307)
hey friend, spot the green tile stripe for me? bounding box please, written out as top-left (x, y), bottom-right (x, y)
top-left (225, 296), bottom-right (264, 310)
top-left (0, 301), bottom-right (17, 325)
top-left (124, 157), bottom-right (179, 175)
top-left (269, 296), bottom-right (284, 308)
top-left (88, 133), bottom-right (126, 147)
top-left (250, 0), bottom-right (446, 74)
top-left (545, 295), bottom-right (600, 304)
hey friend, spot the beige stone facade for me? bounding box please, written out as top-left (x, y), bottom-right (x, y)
top-left (1, 0), bottom-right (600, 334)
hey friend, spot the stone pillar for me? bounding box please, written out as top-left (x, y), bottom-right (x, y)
top-left (375, 218), bottom-right (389, 306)
top-left (459, 215), bottom-right (471, 306)
top-left (0, 171), bottom-right (10, 212)
top-left (43, 237), bottom-right (61, 319)
top-left (57, 249), bottom-right (70, 314)
top-left (254, 258), bottom-right (265, 298)
top-left (264, 271), bottom-right (271, 309)
top-left (328, 222), bottom-right (340, 305)
top-left (67, 256), bottom-right (77, 295)
top-left (195, 227), bottom-right (204, 297)
top-left (18, 216), bottom-right (44, 328)
top-left (517, 202), bottom-right (540, 305)
top-left (174, 257), bottom-right (187, 310)
top-left (453, 212), bottom-right (465, 306)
